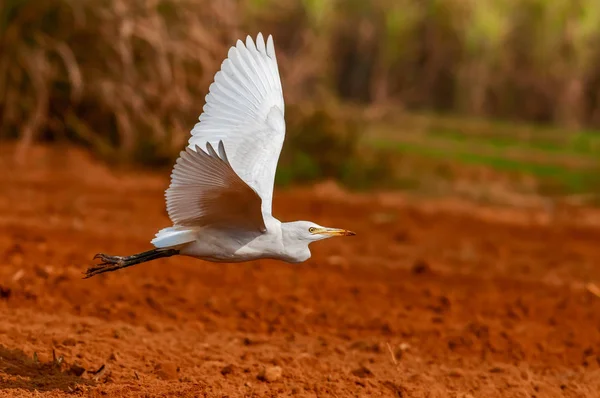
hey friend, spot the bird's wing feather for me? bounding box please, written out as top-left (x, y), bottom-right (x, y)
top-left (188, 33), bottom-right (285, 216)
top-left (166, 143), bottom-right (266, 232)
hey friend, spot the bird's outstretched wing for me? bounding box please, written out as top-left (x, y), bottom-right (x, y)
top-left (166, 142), bottom-right (266, 233)
top-left (187, 32), bottom-right (285, 217)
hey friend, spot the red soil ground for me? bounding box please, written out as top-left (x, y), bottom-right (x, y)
top-left (1, 144), bottom-right (600, 397)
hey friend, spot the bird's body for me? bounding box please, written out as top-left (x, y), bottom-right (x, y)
top-left (85, 33), bottom-right (354, 278)
top-left (154, 217), bottom-right (310, 264)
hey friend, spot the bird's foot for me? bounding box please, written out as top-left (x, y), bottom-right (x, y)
top-left (83, 248), bottom-right (179, 279)
top-left (84, 253), bottom-right (126, 279)
top-left (93, 253), bottom-right (124, 264)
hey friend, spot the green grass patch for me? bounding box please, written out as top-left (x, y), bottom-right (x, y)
top-left (369, 138), bottom-right (600, 195)
top-left (425, 126), bottom-right (600, 158)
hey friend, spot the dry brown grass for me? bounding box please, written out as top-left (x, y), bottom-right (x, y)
top-left (1, 0), bottom-right (245, 162)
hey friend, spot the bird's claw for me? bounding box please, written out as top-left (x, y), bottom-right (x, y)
top-left (93, 253), bottom-right (121, 264)
top-left (83, 253), bottom-right (124, 279)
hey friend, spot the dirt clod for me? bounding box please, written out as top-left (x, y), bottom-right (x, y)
top-left (258, 366), bottom-right (282, 382)
top-left (351, 365), bottom-right (374, 378)
top-left (67, 364), bottom-right (87, 377)
top-left (411, 260), bottom-right (430, 274)
top-left (221, 364), bottom-right (235, 376)
top-left (62, 338), bottom-right (77, 346)
top-left (0, 286), bottom-right (11, 299)
top-left (154, 362), bottom-right (179, 380)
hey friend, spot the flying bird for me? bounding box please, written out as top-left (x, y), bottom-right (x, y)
top-left (85, 33), bottom-right (355, 278)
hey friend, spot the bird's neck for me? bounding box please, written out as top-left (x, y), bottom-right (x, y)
top-left (279, 222), bottom-right (311, 263)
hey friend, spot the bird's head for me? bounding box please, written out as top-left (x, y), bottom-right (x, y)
top-left (283, 221), bottom-right (355, 243)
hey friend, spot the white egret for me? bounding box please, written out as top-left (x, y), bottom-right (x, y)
top-left (85, 33), bottom-right (354, 278)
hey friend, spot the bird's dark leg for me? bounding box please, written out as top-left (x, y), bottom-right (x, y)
top-left (84, 248), bottom-right (179, 279)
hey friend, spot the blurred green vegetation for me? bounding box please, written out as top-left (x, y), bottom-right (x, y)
top-left (366, 113), bottom-right (600, 198)
top-left (276, 104), bottom-right (396, 190)
top-left (2, 0), bottom-right (600, 200)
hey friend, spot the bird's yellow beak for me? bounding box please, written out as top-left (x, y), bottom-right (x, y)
top-left (314, 227), bottom-right (356, 237)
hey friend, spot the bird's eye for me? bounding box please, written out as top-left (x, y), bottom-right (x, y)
top-left (308, 227), bottom-right (316, 233)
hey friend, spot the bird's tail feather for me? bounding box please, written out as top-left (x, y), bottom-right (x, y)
top-left (151, 227), bottom-right (196, 249)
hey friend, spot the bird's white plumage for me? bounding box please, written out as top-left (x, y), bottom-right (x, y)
top-left (187, 33), bottom-right (285, 216)
top-left (165, 142), bottom-right (266, 232)
top-left (148, 33), bottom-right (353, 261)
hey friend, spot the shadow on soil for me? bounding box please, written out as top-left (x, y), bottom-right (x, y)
top-left (0, 345), bottom-right (95, 392)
